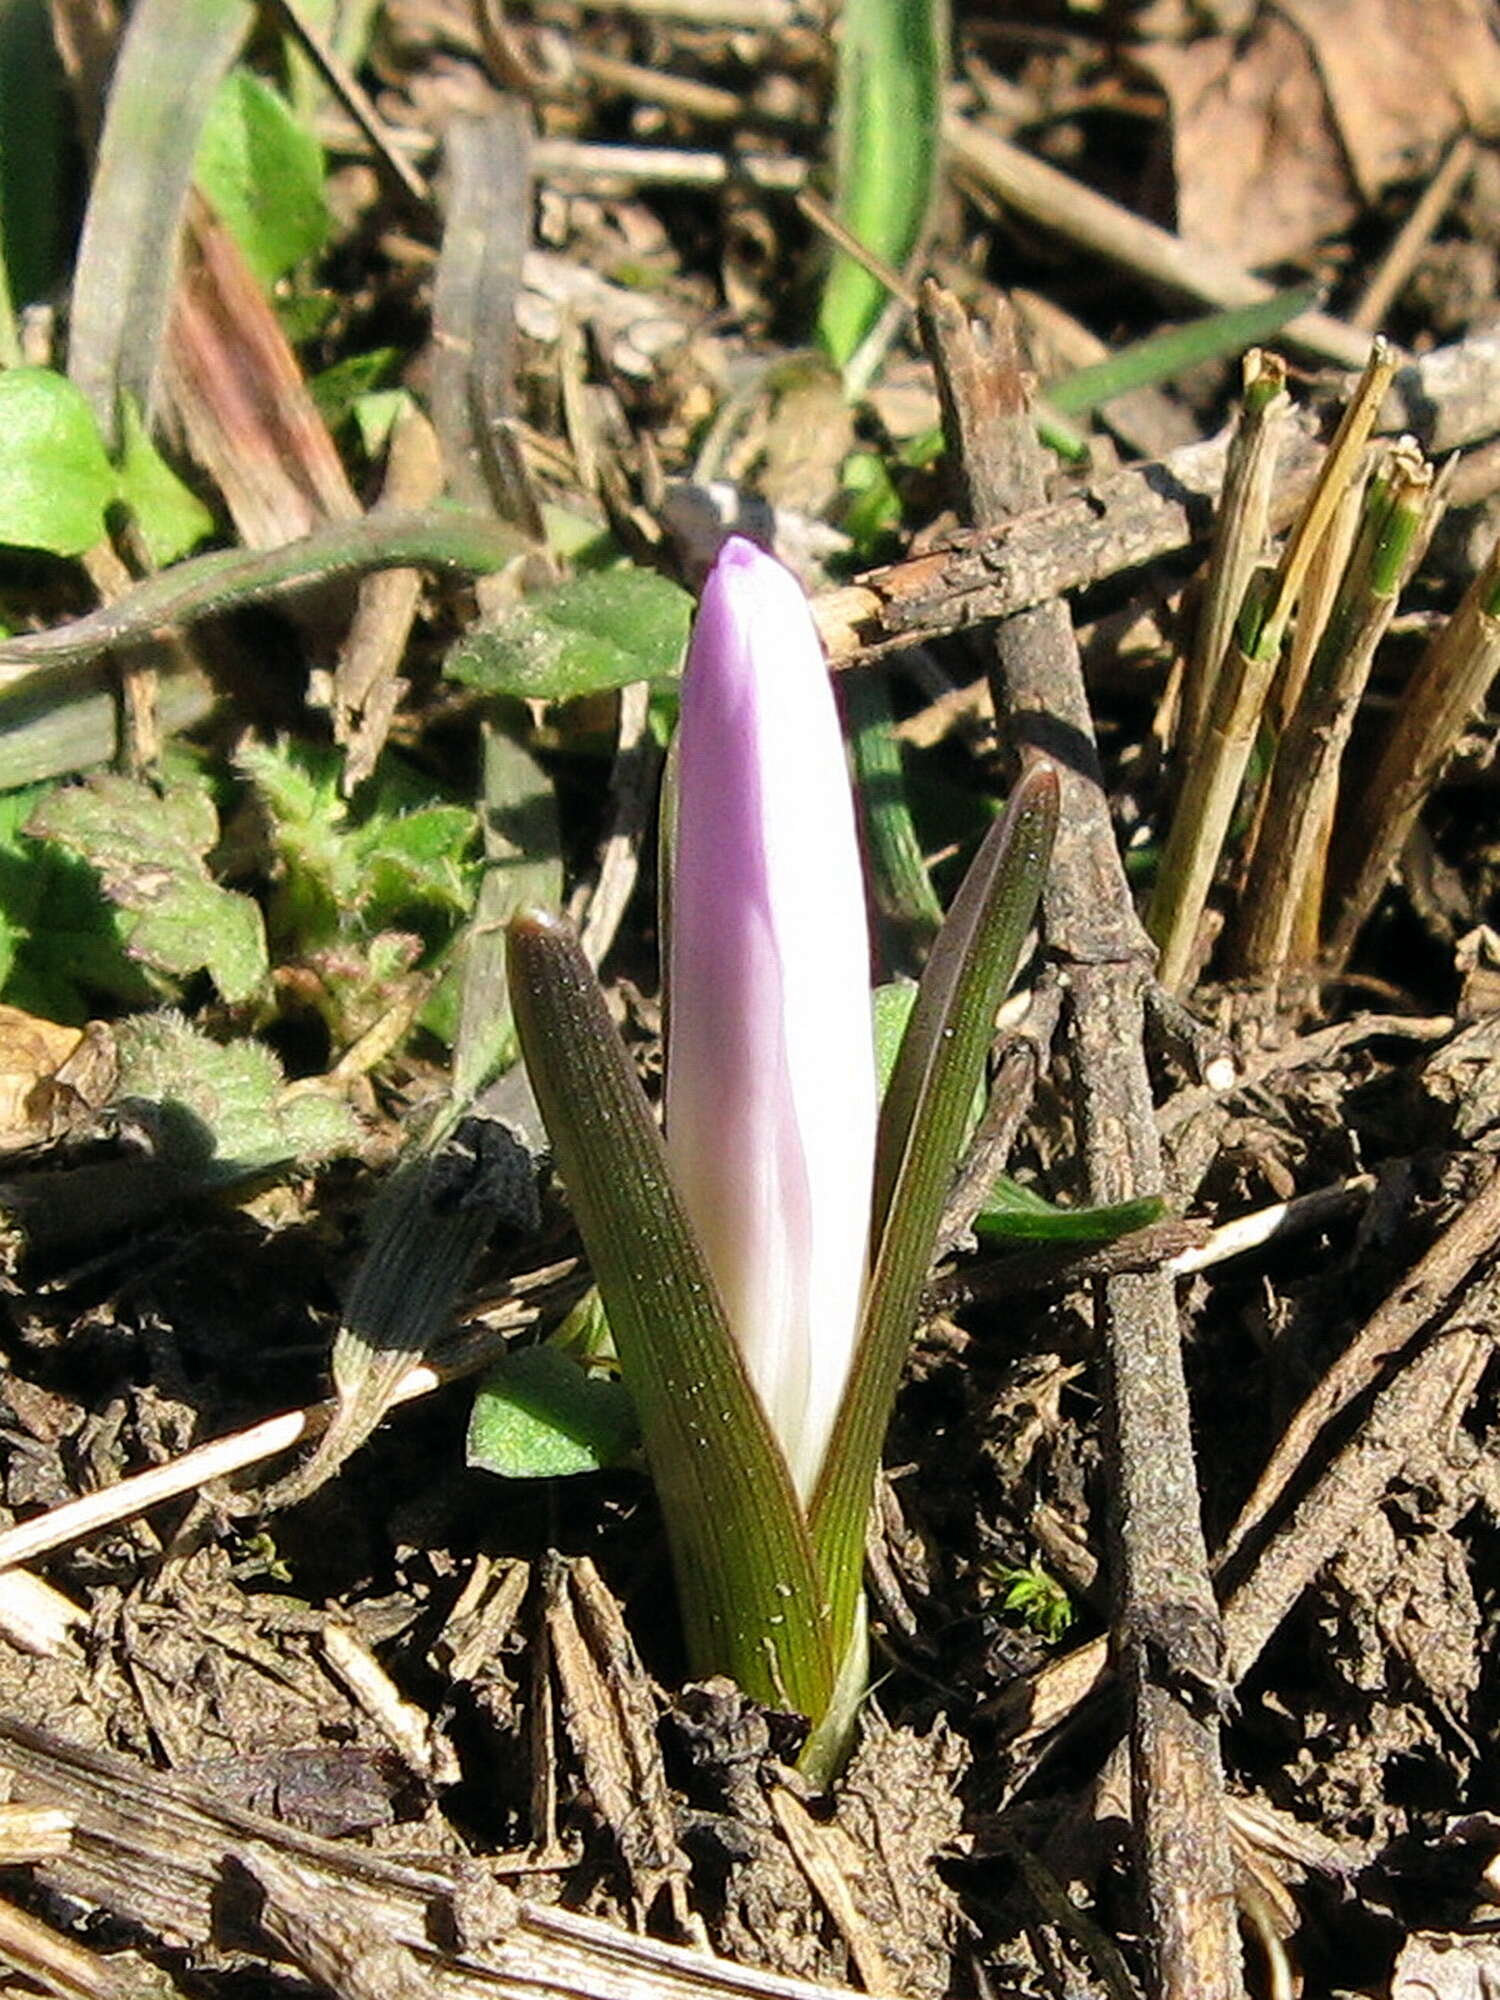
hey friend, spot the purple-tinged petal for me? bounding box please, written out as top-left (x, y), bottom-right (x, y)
top-left (666, 536), bottom-right (877, 1501)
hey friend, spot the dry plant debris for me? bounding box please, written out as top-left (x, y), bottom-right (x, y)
top-left (1, 4), bottom-right (1500, 2000)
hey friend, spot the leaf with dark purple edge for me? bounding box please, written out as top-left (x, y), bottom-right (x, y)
top-left (506, 909), bottom-right (835, 1722)
top-left (810, 759), bottom-right (1059, 1659)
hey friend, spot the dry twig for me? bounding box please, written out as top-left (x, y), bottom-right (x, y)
top-left (920, 282), bottom-right (1240, 2000)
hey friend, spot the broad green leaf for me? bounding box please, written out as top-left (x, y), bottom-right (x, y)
top-left (0, 368), bottom-right (116, 556)
top-left (26, 772), bottom-right (269, 1004)
top-left (308, 348), bottom-right (403, 431)
top-left (468, 1345), bottom-right (637, 1479)
top-left (507, 909), bottom-right (835, 1721)
top-left (811, 762), bottom-right (1058, 1652)
top-left (817, 0), bottom-right (945, 371)
top-left (116, 397), bottom-right (214, 567)
top-left (0, 782), bottom-right (151, 1019)
top-left (195, 69), bottom-right (330, 289)
top-left (115, 1011), bottom-right (357, 1179)
top-left (445, 567), bottom-right (692, 702)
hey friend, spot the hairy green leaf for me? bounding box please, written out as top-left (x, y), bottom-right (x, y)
top-left (0, 782), bottom-right (151, 1019)
top-left (469, 1345), bottom-right (638, 1480)
top-left (445, 567), bottom-right (692, 702)
top-left (115, 1011), bottom-right (357, 1179)
top-left (26, 770), bottom-right (268, 1004)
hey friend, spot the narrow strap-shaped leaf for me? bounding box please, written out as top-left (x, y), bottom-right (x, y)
top-left (0, 512), bottom-right (525, 680)
top-left (811, 761), bottom-right (1058, 1637)
top-left (68, 0), bottom-right (249, 443)
top-left (1047, 285), bottom-right (1321, 420)
top-left (817, 0), bottom-right (945, 372)
top-left (507, 911), bottom-right (835, 1720)
top-left (870, 760), bottom-right (1058, 1241)
top-left (452, 721), bottom-right (562, 1104)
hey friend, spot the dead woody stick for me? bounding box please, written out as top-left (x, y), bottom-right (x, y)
top-left (919, 282), bottom-right (1241, 2000)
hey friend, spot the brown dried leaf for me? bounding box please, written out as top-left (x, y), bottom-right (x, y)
top-left (1280, 0), bottom-right (1500, 204)
top-left (1142, 0), bottom-right (1500, 268)
top-left (164, 196), bottom-right (359, 548)
top-left (0, 1009), bottom-right (114, 1153)
top-left (1140, 15), bottom-right (1357, 268)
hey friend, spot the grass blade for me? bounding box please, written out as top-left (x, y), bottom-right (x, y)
top-left (1047, 286), bottom-right (1320, 420)
top-left (845, 667), bottom-right (943, 972)
top-left (817, 0), bottom-right (944, 370)
top-left (67, 0), bottom-right (248, 442)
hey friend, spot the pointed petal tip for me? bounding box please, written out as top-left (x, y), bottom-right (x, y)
top-left (711, 532), bottom-right (774, 575)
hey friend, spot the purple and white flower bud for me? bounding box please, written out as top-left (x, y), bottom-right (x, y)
top-left (666, 537), bottom-right (878, 1502)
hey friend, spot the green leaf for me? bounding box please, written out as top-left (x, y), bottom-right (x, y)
top-left (507, 909), bottom-right (835, 1721)
top-left (468, 1345), bottom-right (638, 1479)
top-left (0, 782), bottom-right (152, 1019)
top-left (353, 389), bottom-right (412, 458)
top-left (817, 0), bottom-right (945, 372)
top-left (811, 761), bottom-right (1058, 1654)
top-left (26, 771), bottom-right (269, 1004)
top-left (1047, 286), bottom-right (1323, 421)
top-left (871, 979), bottom-right (918, 1094)
top-left (353, 806), bottom-right (477, 921)
top-left (116, 396), bottom-right (214, 566)
top-left (115, 1011), bottom-right (358, 1180)
top-left (308, 348), bottom-right (403, 431)
top-left (974, 1179), bottom-right (1165, 1247)
top-left (846, 669), bottom-right (942, 971)
top-left (0, 367), bottom-right (117, 556)
top-left (445, 567), bottom-right (692, 702)
top-left (240, 741), bottom-right (479, 950)
top-left (195, 68), bottom-right (330, 289)
top-left (67, 0), bottom-right (248, 444)
top-left (993, 1562), bottom-right (1073, 1642)
top-left (452, 721), bottom-right (562, 1102)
